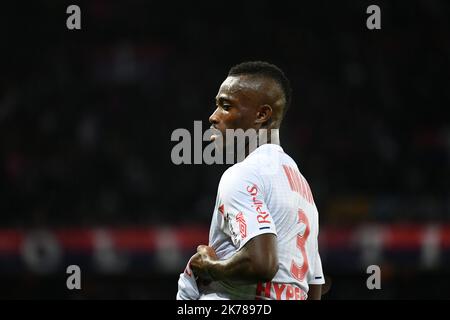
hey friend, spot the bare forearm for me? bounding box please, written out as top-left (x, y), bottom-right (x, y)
top-left (207, 235), bottom-right (278, 284)
top-left (191, 235), bottom-right (279, 285)
top-left (207, 250), bottom-right (272, 284)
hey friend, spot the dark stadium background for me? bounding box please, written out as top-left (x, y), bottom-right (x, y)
top-left (1, 1), bottom-right (449, 299)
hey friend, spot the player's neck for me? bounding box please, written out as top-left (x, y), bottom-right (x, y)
top-left (224, 129), bottom-right (281, 163)
top-left (246, 129), bottom-right (280, 157)
top-left (263, 128), bottom-right (280, 145)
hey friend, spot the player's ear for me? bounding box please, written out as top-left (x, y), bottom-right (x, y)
top-left (255, 104), bottom-right (272, 125)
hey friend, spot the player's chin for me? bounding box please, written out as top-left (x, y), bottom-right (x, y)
top-left (210, 130), bottom-right (224, 142)
top-left (211, 136), bottom-right (226, 151)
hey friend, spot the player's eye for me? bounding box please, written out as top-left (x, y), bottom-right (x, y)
top-left (222, 104), bottom-right (231, 111)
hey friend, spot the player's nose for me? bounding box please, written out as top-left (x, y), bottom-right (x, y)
top-left (209, 108), bottom-right (219, 125)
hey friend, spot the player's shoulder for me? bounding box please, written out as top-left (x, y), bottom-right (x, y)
top-left (219, 144), bottom-right (287, 188)
top-left (247, 143), bottom-right (301, 177)
top-left (221, 144), bottom-right (276, 176)
top-left (219, 159), bottom-right (259, 188)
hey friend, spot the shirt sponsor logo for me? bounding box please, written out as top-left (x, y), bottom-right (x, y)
top-left (246, 184), bottom-right (271, 224)
top-left (256, 281), bottom-right (307, 300)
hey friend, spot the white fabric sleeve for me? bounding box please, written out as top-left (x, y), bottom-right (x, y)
top-left (219, 166), bottom-right (277, 251)
top-left (308, 252), bottom-right (325, 285)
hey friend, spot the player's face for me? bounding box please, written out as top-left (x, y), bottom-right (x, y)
top-left (209, 75), bottom-right (261, 143)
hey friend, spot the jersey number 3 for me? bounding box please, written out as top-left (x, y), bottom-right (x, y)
top-left (291, 209), bottom-right (310, 281)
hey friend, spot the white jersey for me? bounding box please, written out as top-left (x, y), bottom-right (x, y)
top-left (200, 143), bottom-right (324, 300)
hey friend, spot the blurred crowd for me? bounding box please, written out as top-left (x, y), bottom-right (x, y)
top-left (1, 0), bottom-right (449, 228)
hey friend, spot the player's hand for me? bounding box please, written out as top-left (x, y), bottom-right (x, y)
top-left (196, 245), bottom-right (218, 260)
top-left (189, 245), bottom-right (218, 283)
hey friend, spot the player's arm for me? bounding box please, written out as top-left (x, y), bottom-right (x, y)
top-left (190, 233), bottom-right (278, 285)
top-left (307, 284), bottom-right (322, 300)
top-left (191, 167), bottom-right (278, 284)
top-left (307, 251), bottom-right (326, 299)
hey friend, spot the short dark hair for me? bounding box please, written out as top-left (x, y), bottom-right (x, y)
top-left (228, 61), bottom-right (292, 119)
